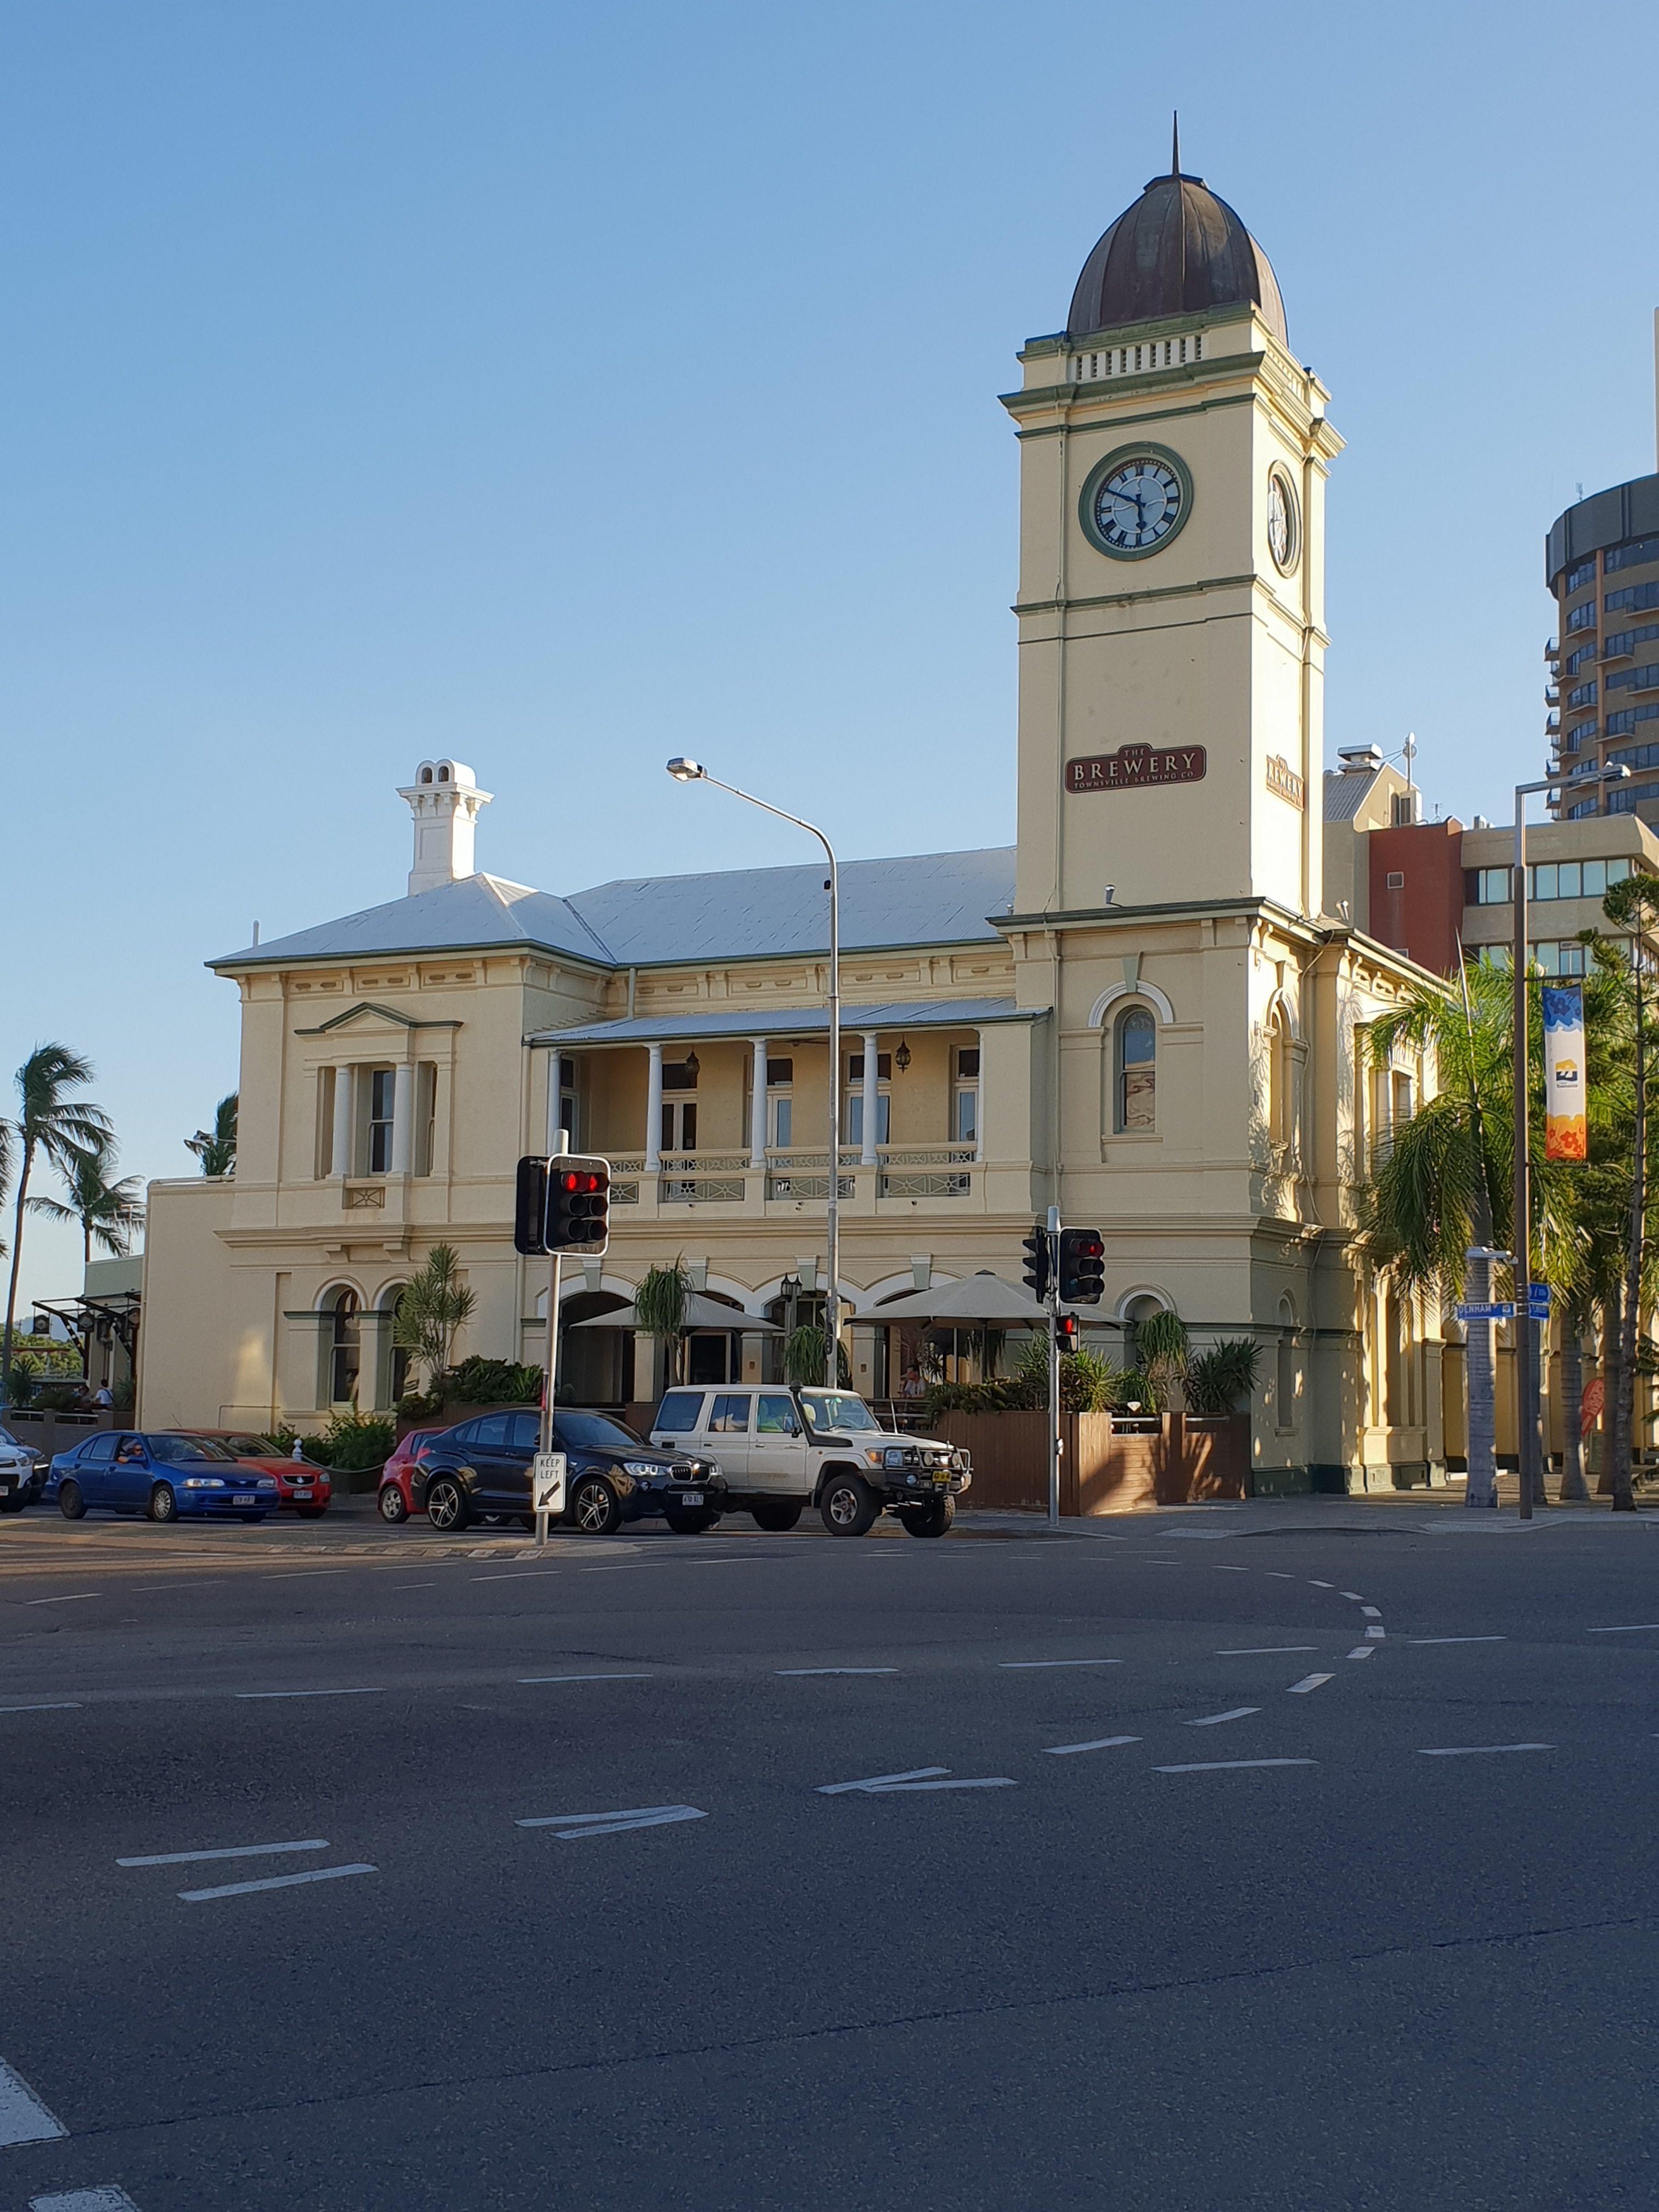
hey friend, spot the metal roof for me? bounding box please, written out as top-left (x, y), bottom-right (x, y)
top-left (1068, 170), bottom-right (1286, 345)
top-left (211, 848), bottom-right (1018, 974)
top-left (528, 998), bottom-right (1040, 1050)
top-left (1323, 765), bottom-right (1384, 823)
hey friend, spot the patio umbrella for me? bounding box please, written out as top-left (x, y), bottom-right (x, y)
top-left (863, 1273), bottom-right (1048, 1325)
top-left (569, 1295), bottom-right (782, 1333)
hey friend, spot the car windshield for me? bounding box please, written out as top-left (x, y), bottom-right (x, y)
top-left (799, 1392), bottom-right (882, 1435)
top-left (556, 1412), bottom-right (645, 1451)
top-left (149, 1436), bottom-right (238, 1464)
top-left (221, 1434), bottom-right (278, 1457)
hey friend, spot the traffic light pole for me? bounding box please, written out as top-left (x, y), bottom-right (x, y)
top-left (536, 1130), bottom-right (568, 1549)
top-left (1047, 1203), bottom-right (1061, 1531)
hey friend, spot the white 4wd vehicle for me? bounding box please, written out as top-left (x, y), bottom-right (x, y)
top-left (650, 1385), bottom-right (970, 1538)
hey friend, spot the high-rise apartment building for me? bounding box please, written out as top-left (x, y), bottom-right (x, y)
top-left (1548, 469), bottom-right (1659, 826)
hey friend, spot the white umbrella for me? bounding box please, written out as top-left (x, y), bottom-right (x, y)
top-left (863, 1273), bottom-right (1048, 1325)
top-left (569, 1295), bottom-right (782, 1334)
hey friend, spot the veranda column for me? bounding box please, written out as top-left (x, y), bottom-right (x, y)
top-left (332, 1065), bottom-right (354, 1177)
top-left (390, 1062), bottom-right (415, 1175)
top-left (545, 1051), bottom-right (563, 1151)
top-left (974, 1027), bottom-right (986, 1163)
top-left (644, 1043), bottom-right (664, 1172)
top-left (860, 1030), bottom-right (879, 1167)
top-left (749, 1040), bottom-right (768, 1169)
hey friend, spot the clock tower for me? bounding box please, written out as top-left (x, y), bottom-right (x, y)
top-left (1003, 154), bottom-right (1342, 922)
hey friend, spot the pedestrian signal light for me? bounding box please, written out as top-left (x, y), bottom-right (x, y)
top-left (1057, 1228), bottom-right (1105, 1305)
top-left (547, 1159), bottom-right (611, 1252)
top-left (1021, 1223), bottom-right (1051, 1301)
top-left (514, 1156), bottom-right (550, 1256)
top-left (1057, 1313), bottom-right (1079, 1352)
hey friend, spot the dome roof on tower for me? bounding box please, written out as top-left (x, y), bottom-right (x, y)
top-left (1066, 160), bottom-right (1286, 347)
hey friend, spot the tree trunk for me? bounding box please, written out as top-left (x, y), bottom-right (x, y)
top-left (1559, 1319), bottom-right (1590, 1503)
top-left (2, 1140), bottom-right (35, 1397)
top-left (1614, 983), bottom-right (1646, 1512)
top-left (1464, 1250), bottom-right (1498, 1508)
top-left (1601, 1282), bottom-right (1623, 1500)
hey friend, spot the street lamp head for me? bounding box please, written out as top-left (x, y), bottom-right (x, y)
top-left (1605, 763), bottom-right (1633, 780)
top-left (665, 757), bottom-right (704, 783)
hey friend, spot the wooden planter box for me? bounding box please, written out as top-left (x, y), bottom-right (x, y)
top-left (932, 1411), bottom-right (1250, 1515)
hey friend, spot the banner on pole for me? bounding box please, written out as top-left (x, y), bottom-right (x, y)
top-left (1542, 983), bottom-right (1588, 1161)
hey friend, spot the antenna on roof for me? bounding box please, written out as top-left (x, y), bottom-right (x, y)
top-left (1171, 110), bottom-right (1181, 176)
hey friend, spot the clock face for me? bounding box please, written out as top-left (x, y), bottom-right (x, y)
top-left (1091, 456), bottom-right (1184, 555)
top-left (1267, 467), bottom-right (1299, 573)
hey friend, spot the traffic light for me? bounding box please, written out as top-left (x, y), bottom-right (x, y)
top-left (514, 1156), bottom-right (549, 1256)
top-left (1057, 1313), bottom-right (1079, 1352)
top-left (1021, 1222), bottom-right (1051, 1301)
top-left (1057, 1227), bottom-right (1105, 1304)
top-left (547, 1158), bottom-right (611, 1252)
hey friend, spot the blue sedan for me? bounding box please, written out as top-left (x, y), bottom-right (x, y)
top-left (48, 1432), bottom-right (279, 1523)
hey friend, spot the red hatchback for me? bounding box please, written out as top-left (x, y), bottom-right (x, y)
top-left (177, 1431), bottom-right (333, 1517)
top-left (377, 1429), bottom-right (445, 1522)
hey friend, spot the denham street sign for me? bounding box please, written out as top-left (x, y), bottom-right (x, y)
top-left (1065, 743), bottom-right (1207, 794)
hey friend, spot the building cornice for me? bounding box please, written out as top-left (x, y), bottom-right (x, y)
top-left (293, 1001), bottom-right (465, 1036)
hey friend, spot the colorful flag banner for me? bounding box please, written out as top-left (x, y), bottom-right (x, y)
top-left (1542, 983), bottom-right (1587, 1162)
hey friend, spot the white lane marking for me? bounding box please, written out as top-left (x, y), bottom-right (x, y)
top-left (1043, 1735), bottom-right (1141, 1756)
top-left (1410, 1635), bottom-right (1506, 1645)
top-left (1359, 1606), bottom-right (1382, 1618)
top-left (24, 1593), bottom-right (101, 1606)
top-left (777, 1667), bottom-right (898, 1676)
top-left (516, 1805), bottom-right (706, 1839)
top-left (1365, 1626), bottom-right (1386, 1639)
top-left (1587, 1624), bottom-right (1659, 1634)
top-left (1340, 1592), bottom-right (1366, 1601)
top-left (386, 1580), bottom-right (437, 1589)
top-left (1308, 1580), bottom-right (1335, 1588)
top-left (471, 1572), bottom-right (562, 1583)
top-left (1266, 1571), bottom-right (1296, 1580)
top-left (0, 1702), bottom-right (82, 1714)
top-left (1155, 1758), bottom-right (1316, 1774)
top-left (262, 1571), bottom-right (348, 1581)
top-left (1216, 1646), bottom-right (1317, 1656)
top-left (234, 1688), bottom-right (385, 1700)
top-left (516, 1672), bottom-right (652, 1684)
top-left (1348, 1646), bottom-right (1375, 1661)
top-left (1212, 1565), bottom-right (1250, 1573)
top-left (816, 1767), bottom-right (1014, 1795)
top-left (1286, 1674), bottom-right (1333, 1695)
top-left (179, 1862), bottom-right (377, 1902)
top-left (856, 1776), bottom-right (1015, 1792)
top-left (996, 1658), bottom-right (1122, 1670)
top-left (118, 1838), bottom-right (328, 1869)
top-left (0, 2058), bottom-right (68, 2146)
top-left (1188, 1707), bottom-right (1259, 1726)
top-left (132, 1581), bottom-right (218, 1591)
top-left (1418, 1743), bottom-right (1553, 1758)
top-left (31, 2188), bottom-right (142, 2210)
top-left (818, 1767), bottom-right (948, 1794)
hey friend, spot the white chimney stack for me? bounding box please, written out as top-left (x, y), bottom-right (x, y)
top-left (397, 759), bottom-right (492, 895)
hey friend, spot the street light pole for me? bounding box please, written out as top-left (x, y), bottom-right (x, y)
top-left (668, 759), bottom-right (842, 1387)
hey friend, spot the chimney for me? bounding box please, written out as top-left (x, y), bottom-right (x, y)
top-left (397, 760), bottom-right (492, 895)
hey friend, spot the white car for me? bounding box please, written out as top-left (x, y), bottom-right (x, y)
top-left (650, 1384), bottom-right (969, 1538)
top-left (0, 1425), bottom-right (46, 1512)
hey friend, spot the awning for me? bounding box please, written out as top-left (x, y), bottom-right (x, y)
top-left (527, 997), bottom-right (1046, 1051)
top-left (864, 1273), bottom-right (1048, 1325)
top-left (569, 1295), bottom-right (782, 1334)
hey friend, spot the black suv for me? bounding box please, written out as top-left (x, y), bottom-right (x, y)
top-left (419, 1409), bottom-right (723, 1537)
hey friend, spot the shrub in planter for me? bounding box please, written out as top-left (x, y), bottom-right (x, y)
top-left (444, 1357), bottom-right (543, 1406)
top-left (1184, 1341), bottom-right (1261, 1415)
top-left (309, 1411), bottom-right (397, 1471)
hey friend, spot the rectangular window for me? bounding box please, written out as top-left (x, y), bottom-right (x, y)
top-left (845, 1091), bottom-right (890, 1147)
top-left (1564, 644), bottom-right (1596, 675)
top-left (1566, 720), bottom-right (1598, 748)
top-left (1606, 704), bottom-right (1659, 738)
top-left (1609, 781), bottom-right (1659, 815)
top-left (661, 1099), bottom-right (697, 1153)
top-left (1606, 582), bottom-right (1659, 616)
top-left (1568, 600), bottom-right (1598, 632)
top-left (368, 1069), bottom-right (395, 1174)
top-left (1602, 623), bottom-right (1659, 659)
top-left (1385, 870), bottom-right (1405, 890)
top-left (1606, 663), bottom-right (1659, 694)
top-left (765, 1058), bottom-right (793, 1086)
top-left (1566, 556), bottom-right (1598, 592)
top-left (1532, 862), bottom-right (1559, 900)
top-left (755, 1393), bottom-right (799, 1435)
top-left (316, 1068), bottom-right (335, 1178)
top-left (416, 1063), bottom-right (437, 1176)
top-left (954, 1085), bottom-right (978, 1144)
top-left (655, 1391), bottom-right (706, 1434)
top-left (1610, 741), bottom-right (1659, 771)
top-left (770, 1094), bottom-right (792, 1148)
top-left (1605, 535), bottom-right (1659, 575)
top-left (1470, 866), bottom-right (1511, 905)
top-left (662, 1060), bottom-right (699, 1091)
top-left (1567, 800), bottom-right (1600, 819)
top-left (708, 1394), bottom-right (751, 1435)
top-left (847, 1053), bottom-right (892, 1081)
top-left (1567, 681), bottom-right (1598, 709)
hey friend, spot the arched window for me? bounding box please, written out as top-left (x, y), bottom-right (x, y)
top-left (381, 1285), bottom-right (410, 1408)
top-left (1116, 1007), bottom-right (1156, 1132)
top-left (326, 1288), bottom-right (360, 1406)
top-left (1268, 1007), bottom-right (1295, 1152)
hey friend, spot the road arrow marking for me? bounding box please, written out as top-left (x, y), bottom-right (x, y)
top-left (816, 1767), bottom-right (1013, 1795)
top-left (516, 1805), bottom-right (707, 1838)
top-left (0, 2059), bottom-right (67, 2146)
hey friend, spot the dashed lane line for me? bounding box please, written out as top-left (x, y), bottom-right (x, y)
top-left (517, 1672), bottom-right (653, 1684)
top-left (0, 2058), bottom-right (67, 2146)
top-left (1417, 1743), bottom-right (1553, 1758)
top-left (777, 1667), bottom-right (898, 1676)
top-left (24, 1593), bottom-right (101, 1606)
top-left (1348, 1647), bottom-right (1375, 1661)
top-left (517, 1804), bottom-right (707, 1839)
top-left (1155, 1758), bottom-right (1316, 1775)
top-left (1359, 1606), bottom-right (1383, 1618)
top-left (817, 1767), bottom-right (1015, 1795)
top-left (0, 1702), bottom-right (81, 1714)
top-left (179, 1863), bottom-right (378, 1902)
top-left (1308, 1580), bottom-right (1335, 1589)
top-left (118, 1838), bottom-right (328, 1869)
top-left (31, 2188), bottom-right (142, 2210)
top-left (996, 1658), bottom-right (1122, 1671)
top-left (1287, 1674), bottom-right (1334, 1695)
top-left (1188, 1707), bottom-right (1259, 1727)
top-left (1410, 1636), bottom-right (1506, 1645)
top-left (1216, 1646), bottom-right (1317, 1656)
top-left (1043, 1735), bottom-right (1141, 1756)
top-left (234, 1687), bottom-right (385, 1700)
top-left (1587, 1624), bottom-right (1659, 1634)
top-left (1365, 1626), bottom-right (1386, 1639)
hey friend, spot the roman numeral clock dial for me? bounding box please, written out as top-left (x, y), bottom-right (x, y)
top-left (1080, 445), bottom-right (1192, 561)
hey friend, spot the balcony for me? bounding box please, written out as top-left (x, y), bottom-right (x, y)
top-left (1545, 687), bottom-right (1560, 707)
top-left (595, 1143), bottom-right (982, 1212)
top-left (1545, 637), bottom-right (1560, 660)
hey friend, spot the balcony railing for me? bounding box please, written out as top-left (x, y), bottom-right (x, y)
top-left (580, 1143), bottom-right (978, 1205)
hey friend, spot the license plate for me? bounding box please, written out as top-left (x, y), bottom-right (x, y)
top-left (291, 1486), bottom-right (312, 1497)
top-left (681, 1493), bottom-right (702, 1508)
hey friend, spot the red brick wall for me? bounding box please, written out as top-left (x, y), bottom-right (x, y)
top-left (1367, 820), bottom-right (1465, 974)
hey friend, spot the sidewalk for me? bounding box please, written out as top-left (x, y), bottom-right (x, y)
top-left (959, 1485), bottom-right (1659, 1539)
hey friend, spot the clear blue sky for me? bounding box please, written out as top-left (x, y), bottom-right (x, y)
top-left (4, 0), bottom-right (1657, 1308)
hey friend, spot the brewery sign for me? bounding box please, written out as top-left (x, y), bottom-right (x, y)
top-left (1265, 754), bottom-right (1305, 809)
top-left (1065, 743), bottom-right (1206, 795)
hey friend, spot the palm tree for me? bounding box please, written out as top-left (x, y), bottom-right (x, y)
top-left (635, 1260), bottom-right (693, 1386)
top-left (1363, 961), bottom-right (1511, 1507)
top-left (185, 1093), bottom-right (238, 1177)
top-left (391, 1244), bottom-right (476, 1392)
top-left (29, 1142), bottom-right (145, 1266)
top-left (2, 1046), bottom-right (112, 1395)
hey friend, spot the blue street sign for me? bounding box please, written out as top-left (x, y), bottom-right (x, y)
top-left (1527, 1284), bottom-right (1552, 1318)
top-left (1456, 1301), bottom-right (1515, 1322)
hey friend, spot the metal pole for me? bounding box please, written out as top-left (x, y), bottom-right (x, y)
top-left (827, 850), bottom-right (840, 1388)
top-left (1513, 784), bottom-right (1534, 1519)
top-left (1047, 1203), bottom-right (1061, 1531)
top-left (536, 1130), bottom-right (568, 1549)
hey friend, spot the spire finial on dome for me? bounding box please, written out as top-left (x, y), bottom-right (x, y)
top-left (1171, 110), bottom-right (1181, 177)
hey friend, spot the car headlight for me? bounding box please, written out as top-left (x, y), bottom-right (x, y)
top-left (622, 1460), bottom-right (665, 1482)
top-left (182, 1477), bottom-right (225, 1489)
top-left (257, 1478), bottom-right (277, 1489)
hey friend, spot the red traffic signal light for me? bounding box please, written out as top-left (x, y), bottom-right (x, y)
top-left (547, 1159), bottom-right (611, 1251)
top-left (1057, 1227), bottom-right (1105, 1304)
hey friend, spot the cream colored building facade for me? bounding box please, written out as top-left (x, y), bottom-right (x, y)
top-left (139, 158), bottom-right (1444, 1492)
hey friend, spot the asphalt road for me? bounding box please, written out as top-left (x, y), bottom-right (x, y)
top-left (3, 1502), bottom-right (1659, 2211)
